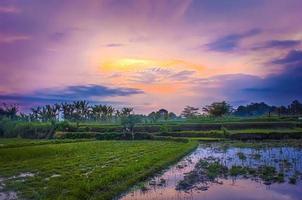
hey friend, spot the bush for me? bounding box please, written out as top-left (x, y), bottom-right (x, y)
top-left (14, 123), bottom-right (55, 139)
top-left (0, 118), bottom-right (17, 137)
top-left (153, 136), bottom-right (189, 143)
top-left (229, 131), bottom-right (302, 140)
top-left (223, 122), bottom-right (296, 130)
top-left (132, 132), bottom-right (154, 140)
top-left (96, 132), bottom-right (154, 140)
top-left (159, 130), bottom-right (225, 138)
top-left (159, 124), bottom-right (171, 134)
top-left (55, 131), bottom-right (155, 140)
top-left (95, 132), bottom-right (124, 140)
top-left (77, 125), bottom-right (122, 133)
top-left (55, 121), bottom-right (78, 132)
top-left (221, 126), bottom-right (231, 137)
top-left (54, 132), bottom-right (99, 139)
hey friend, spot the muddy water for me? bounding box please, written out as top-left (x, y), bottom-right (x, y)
top-left (121, 143), bottom-right (302, 200)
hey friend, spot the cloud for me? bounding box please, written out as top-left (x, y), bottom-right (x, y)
top-left (253, 40), bottom-right (301, 50)
top-left (0, 84), bottom-right (144, 108)
top-left (272, 50), bottom-right (302, 65)
top-left (168, 70), bottom-right (195, 81)
top-left (0, 34), bottom-right (30, 44)
top-left (206, 29), bottom-right (261, 52)
top-left (193, 68), bottom-right (302, 106)
top-left (129, 68), bottom-right (196, 84)
top-left (192, 50), bottom-right (302, 106)
top-left (129, 68), bottom-right (171, 84)
top-left (241, 63), bottom-right (302, 103)
top-left (104, 43), bottom-right (124, 47)
top-left (0, 6), bottom-right (20, 14)
top-left (49, 32), bottom-right (67, 42)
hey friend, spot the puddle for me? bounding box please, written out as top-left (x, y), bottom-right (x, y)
top-left (0, 191), bottom-right (17, 200)
top-left (0, 172), bottom-right (35, 200)
top-left (120, 142), bottom-right (302, 200)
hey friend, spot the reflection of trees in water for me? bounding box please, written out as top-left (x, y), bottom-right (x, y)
top-left (176, 144), bottom-right (302, 191)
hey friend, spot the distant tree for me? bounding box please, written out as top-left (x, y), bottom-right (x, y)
top-left (181, 106), bottom-right (199, 118)
top-left (121, 107), bottom-right (134, 117)
top-left (289, 100), bottom-right (302, 115)
top-left (148, 111), bottom-right (160, 123)
top-left (276, 105), bottom-right (288, 117)
top-left (157, 109), bottom-right (169, 120)
top-left (168, 112), bottom-right (177, 119)
top-left (19, 113), bottom-right (30, 121)
top-left (0, 103), bottom-right (18, 119)
top-left (121, 114), bottom-right (142, 140)
top-left (202, 101), bottom-right (232, 117)
top-left (233, 102), bottom-right (272, 117)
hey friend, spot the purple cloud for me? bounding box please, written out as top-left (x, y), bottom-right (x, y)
top-left (253, 40), bottom-right (301, 50)
top-left (0, 5), bottom-right (20, 14)
top-left (104, 43), bottom-right (124, 47)
top-left (206, 29), bottom-right (261, 52)
top-left (272, 50), bottom-right (302, 65)
top-left (0, 84), bottom-right (144, 110)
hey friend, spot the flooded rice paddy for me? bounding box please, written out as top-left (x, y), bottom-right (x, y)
top-left (121, 142), bottom-right (302, 200)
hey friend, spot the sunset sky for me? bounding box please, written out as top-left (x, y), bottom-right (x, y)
top-left (1, 0), bottom-right (302, 113)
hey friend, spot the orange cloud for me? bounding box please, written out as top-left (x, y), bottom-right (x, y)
top-left (99, 58), bottom-right (204, 74)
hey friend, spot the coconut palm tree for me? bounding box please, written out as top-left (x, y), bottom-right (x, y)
top-left (121, 107), bottom-right (134, 117)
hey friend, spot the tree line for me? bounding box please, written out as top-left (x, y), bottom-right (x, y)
top-left (0, 101), bottom-right (134, 122)
top-left (181, 100), bottom-right (302, 118)
top-left (1, 100), bottom-right (302, 122)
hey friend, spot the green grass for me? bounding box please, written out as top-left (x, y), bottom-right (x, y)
top-left (229, 128), bottom-right (302, 140)
top-left (230, 128), bottom-right (302, 134)
top-left (0, 139), bottom-right (197, 200)
top-left (0, 138), bottom-right (92, 148)
top-left (159, 130), bottom-right (225, 138)
top-left (186, 137), bottom-right (226, 141)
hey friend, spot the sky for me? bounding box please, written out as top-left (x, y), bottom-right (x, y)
top-left (0, 0), bottom-right (302, 114)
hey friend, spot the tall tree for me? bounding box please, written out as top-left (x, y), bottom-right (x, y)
top-left (181, 106), bottom-right (199, 118)
top-left (202, 101), bottom-right (232, 117)
top-left (0, 103), bottom-right (18, 119)
top-left (289, 100), bottom-right (302, 115)
top-left (121, 107), bottom-right (133, 117)
top-left (121, 114), bottom-right (142, 140)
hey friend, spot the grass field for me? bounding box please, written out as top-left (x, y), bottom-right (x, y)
top-left (0, 139), bottom-right (197, 200)
top-left (0, 138), bottom-right (93, 148)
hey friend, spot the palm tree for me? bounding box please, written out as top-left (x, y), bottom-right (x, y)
top-left (121, 107), bottom-right (133, 117)
top-left (107, 106), bottom-right (115, 122)
top-left (30, 106), bottom-right (41, 121)
top-left (114, 109), bottom-right (121, 123)
top-left (91, 105), bottom-right (102, 121)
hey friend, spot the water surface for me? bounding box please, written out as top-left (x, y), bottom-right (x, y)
top-left (121, 142), bottom-right (302, 200)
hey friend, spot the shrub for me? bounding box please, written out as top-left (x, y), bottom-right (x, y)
top-left (223, 122), bottom-right (296, 130)
top-left (55, 131), bottom-right (155, 140)
top-left (0, 118), bottom-right (17, 137)
top-left (14, 123), bottom-right (55, 139)
top-left (221, 126), bottom-right (231, 137)
top-left (229, 131), bottom-right (302, 140)
top-left (55, 121), bottom-right (78, 132)
top-left (77, 126), bottom-right (122, 133)
top-left (153, 136), bottom-right (189, 143)
top-left (95, 132), bottom-right (124, 140)
top-left (132, 132), bottom-right (154, 140)
top-left (159, 124), bottom-right (171, 134)
top-left (96, 132), bottom-right (154, 140)
top-left (54, 132), bottom-right (99, 139)
top-left (159, 130), bottom-right (225, 138)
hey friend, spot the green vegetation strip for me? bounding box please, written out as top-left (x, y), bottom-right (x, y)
top-left (0, 140), bottom-right (197, 200)
top-left (0, 138), bottom-right (92, 149)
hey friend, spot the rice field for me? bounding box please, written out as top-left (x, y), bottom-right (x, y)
top-left (0, 139), bottom-right (197, 200)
